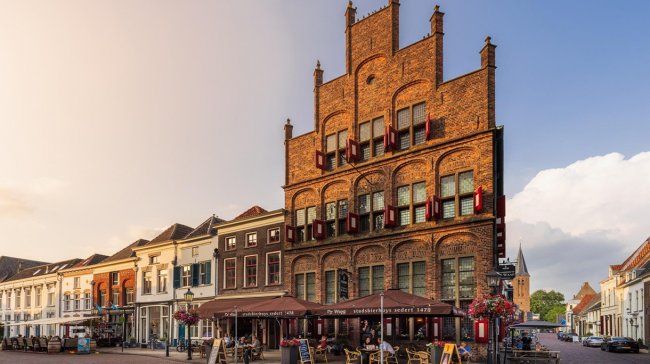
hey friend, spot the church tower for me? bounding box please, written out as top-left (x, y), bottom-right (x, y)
top-left (513, 244), bottom-right (531, 320)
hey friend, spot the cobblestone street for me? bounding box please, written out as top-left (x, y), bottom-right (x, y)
top-left (0, 351), bottom-right (179, 364)
top-left (538, 333), bottom-right (650, 364)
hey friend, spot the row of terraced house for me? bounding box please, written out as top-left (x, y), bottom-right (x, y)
top-left (567, 236), bottom-right (650, 346)
top-left (2, 1), bottom-right (509, 350)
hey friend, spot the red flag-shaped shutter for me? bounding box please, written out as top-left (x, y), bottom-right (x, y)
top-left (346, 138), bottom-right (359, 163)
top-left (346, 212), bottom-right (359, 234)
top-left (425, 197), bottom-right (432, 221)
top-left (473, 186), bottom-right (483, 213)
top-left (384, 205), bottom-right (397, 227)
top-left (313, 219), bottom-right (326, 239)
top-left (285, 225), bottom-right (296, 243)
top-left (497, 195), bottom-right (506, 218)
top-left (384, 126), bottom-right (397, 151)
top-left (433, 196), bottom-right (441, 220)
top-left (497, 223), bottom-right (506, 258)
top-left (425, 112), bottom-right (431, 140)
top-left (432, 317), bottom-right (442, 340)
top-left (315, 151), bottom-right (326, 170)
top-left (475, 319), bottom-right (489, 343)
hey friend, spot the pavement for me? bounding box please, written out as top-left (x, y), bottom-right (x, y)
top-left (537, 332), bottom-right (650, 364)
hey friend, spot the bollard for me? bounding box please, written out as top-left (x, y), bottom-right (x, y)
top-left (166, 339), bottom-right (170, 357)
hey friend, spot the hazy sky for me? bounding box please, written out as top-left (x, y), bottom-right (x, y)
top-left (1, 0), bottom-right (649, 299)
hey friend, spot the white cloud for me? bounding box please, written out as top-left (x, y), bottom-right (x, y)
top-left (507, 151), bottom-right (650, 298)
top-left (0, 177), bottom-right (64, 217)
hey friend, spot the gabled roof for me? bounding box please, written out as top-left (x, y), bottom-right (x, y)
top-left (102, 239), bottom-right (149, 263)
top-left (3, 258), bottom-right (82, 282)
top-left (233, 206), bottom-right (267, 221)
top-left (0, 256), bottom-right (49, 283)
top-left (73, 254), bottom-right (109, 268)
top-left (621, 236), bottom-right (650, 272)
top-left (573, 293), bottom-right (598, 315)
top-left (184, 215), bottom-right (225, 240)
top-left (573, 282), bottom-right (597, 300)
top-left (515, 244), bottom-right (529, 277)
top-left (147, 223), bottom-right (194, 245)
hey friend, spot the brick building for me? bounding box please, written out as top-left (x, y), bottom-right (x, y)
top-left (282, 1), bottom-right (504, 344)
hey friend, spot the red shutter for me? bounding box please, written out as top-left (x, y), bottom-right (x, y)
top-left (497, 195), bottom-right (506, 218)
top-left (313, 219), bottom-right (326, 239)
top-left (475, 319), bottom-right (489, 343)
top-left (315, 151), bottom-right (326, 170)
top-left (433, 195), bottom-right (441, 220)
top-left (497, 223), bottom-right (506, 258)
top-left (285, 225), bottom-right (296, 243)
top-left (473, 186), bottom-right (483, 213)
top-left (425, 112), bottom-right (431, 140)
top-left (346, 212), bottom-right (359, 234)
top-left (384, 205), bottom-right (397, 227)
top-left (432, 317), bottom-right (442, 340)
top-left (346, 138), bottom-right (359, 163)
top-left (384, 126), bottom-right (397, 151)
top-left (425, 197), bottom-right (432, 221)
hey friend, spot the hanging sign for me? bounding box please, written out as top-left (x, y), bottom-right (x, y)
top-left (338, 270), bottom-right (349, 300)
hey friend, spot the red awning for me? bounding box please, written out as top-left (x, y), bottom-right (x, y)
top-left (237, 296), bottom-right (323, 318)
top-left (312, 289), bottom-right (465, 317)
top-left (198, 296), bottom-right (272, 319)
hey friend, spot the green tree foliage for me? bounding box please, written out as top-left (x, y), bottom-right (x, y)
top-left (530, 290), bottom-right (565, 320)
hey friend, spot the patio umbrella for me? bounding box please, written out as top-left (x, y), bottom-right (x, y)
top-left (312, 289), bottom-right (465, 317)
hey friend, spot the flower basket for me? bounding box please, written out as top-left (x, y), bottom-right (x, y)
top-left (468, 295), bottom-right (515, 320)
top-left (173, 309), bottom-right (199, 326)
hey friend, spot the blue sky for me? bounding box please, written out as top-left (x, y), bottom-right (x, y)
top-left (1, 0), bottom-right (649, 299)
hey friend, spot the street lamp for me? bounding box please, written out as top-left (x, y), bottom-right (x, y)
top-left (185, 288), bottom-right (194, 361)
top-left (486, 269), bottom-right (500, 364)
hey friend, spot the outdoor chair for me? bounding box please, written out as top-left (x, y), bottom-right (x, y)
top-left (11, 338), bottom-right (18, 350)
top-left (405, 349), bottom-right (424, 364)
top-left (344, 348), bottom-right (361, 364)
top-left (416, 351), bottom-right (430, 363)
top-left (252, 345), bottom-right (265, 360)
top-left (314, 346), bottom-right (328, 363)
top-left (16, 338), bottom-right (25, 351)
top-left (225, 345), bottom-right (235, 357)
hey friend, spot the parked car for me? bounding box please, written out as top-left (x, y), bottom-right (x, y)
top-left (557, 332), bottom-right (566, 340)
top-left (582, 336), bottom-right (604, 347)
top-left (600, 337), bottom-right (640, 353)
top-left (561, 333), bottom-right (578, 342)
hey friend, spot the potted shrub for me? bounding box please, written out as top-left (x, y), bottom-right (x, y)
top-left (426, 340), bottom-right (446, 364)
top-left (280, 338), bottom-right (300, 364)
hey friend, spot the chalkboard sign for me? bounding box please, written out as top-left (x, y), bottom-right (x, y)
top-left (439, 343), bottom-right (461, 364)
top-left (338, 270), bottom-right (348, 300)
top-left (298, 339), bottom-right (313, 364)
top-left (208, 338), bottom-right (227, 364)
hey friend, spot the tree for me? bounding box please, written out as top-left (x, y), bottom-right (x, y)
top-left (530, 290), bottom-right (565, 320)
top-left (544, 304), bottom-right (566, 323)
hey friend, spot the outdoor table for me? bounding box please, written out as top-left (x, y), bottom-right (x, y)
top-left (359, 348), bottom-right (378, 364)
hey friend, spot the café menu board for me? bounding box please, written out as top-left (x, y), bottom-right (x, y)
top-left (298, 339), bottom-right (313, 364)
top-left (208, 338), bottom-right (227, 364)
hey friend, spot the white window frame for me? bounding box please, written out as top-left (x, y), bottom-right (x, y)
top-left (244, 254), bottom-right (258, 288)
top-left (74, 277), bottom-right (81, 289)
top-left (266, 251), bottom-right (282, 286)
top-left (267, 228), bottom-right (280, 244)
top-left (225, 236), bottom-right (236, 251)
top-left (191, 246), bottom-right (199, 257)
top-left (157, 269), bottom-right (168, 293)
top-left (245, 232), bottom-right (258, 248)
top-left (149, 255), bottom-right (160, 265)
top-left (181, 265), bottom-right (192, 287)
top-left (223, 258), bottom-right (237, 289)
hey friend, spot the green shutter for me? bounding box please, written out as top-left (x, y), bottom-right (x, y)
top-left (191, 263), bottom-right (200, 287)
top-left (173, 266), bottom-right (181, 289)
top-left (205, 262), bottom-right (211, 285)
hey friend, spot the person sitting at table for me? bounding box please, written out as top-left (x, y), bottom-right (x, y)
top-left (458, 342), bottom-right (472, 361)
top-left (237, 336), bottom-right (248, 347)
top-left (364, 337), bottom-right (376, 350)
top-left (224, 334), bottom-right (235, 348)
top-left (317, 335), bottom-right (331, 352)
top-left (251, 336), bottom-right (261, 349)
top-left (379, 339), bottom-right (395, 355)
top-left (521, 332), bottom-right (532, 351)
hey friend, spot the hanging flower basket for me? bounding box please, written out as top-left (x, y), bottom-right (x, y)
top-left (173, 309), bottom-right (200, 326)
top-left (468, 294), bottom-right (515, 320)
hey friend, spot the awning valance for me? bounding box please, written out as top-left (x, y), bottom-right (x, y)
top-left (198, 296), bottom-right (274, 319)
top-left (3, 316), bottom-right (100, 327)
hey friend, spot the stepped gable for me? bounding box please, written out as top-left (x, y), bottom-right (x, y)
top-left (3, 258), bottom-right (82, 282)
top-left (0, 256), bottom-right (49, 282)
top-left (233, 206), bottom-right (267, 221)
top-left (184, 215), bottom-right (226, 239)
top-left (102, 239), bottom-right (150, 263)
top-left (147, 223), bottom-right (194, 245)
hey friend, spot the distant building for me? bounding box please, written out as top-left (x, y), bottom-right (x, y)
top-left (512, 245), bottom-right (530, 320)
top-left (565, 282), bottom-right (596, 333)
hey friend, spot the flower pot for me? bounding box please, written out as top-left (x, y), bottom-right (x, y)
top-left (281, 346), bottom-right (299, 364)
top-left (430, 347), bottom-right (442, 364)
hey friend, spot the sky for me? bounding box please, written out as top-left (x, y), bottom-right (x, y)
top-left (1, 0), bottom-right (649, 300)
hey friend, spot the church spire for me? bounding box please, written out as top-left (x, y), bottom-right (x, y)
top-left (515, 243), bottom-right (529, 277)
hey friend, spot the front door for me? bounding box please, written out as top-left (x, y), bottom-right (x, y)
top-left (178, 324), bottom-right (185, 346)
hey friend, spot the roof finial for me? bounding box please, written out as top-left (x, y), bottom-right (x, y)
top-left (434, 5), bottom-right (440, 12)
top-left (348, 0), bottom-right (353, 8)
top-left (485, 36), bottom-right (492, 45)
top-left (286, 118), bottom-right (291, 125)
top-left (316, 59), bottom-right (321, 69)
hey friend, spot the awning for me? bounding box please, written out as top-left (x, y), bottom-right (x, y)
top-left (312, 289), bottom-right (465, 317)
top-left (3, 316), bottom-right (100, 327)
top-left (198, 296), bottom-right (274, 319)
top-left (235, 296), bottom-right (323, 318)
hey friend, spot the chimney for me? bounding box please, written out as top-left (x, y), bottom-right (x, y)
top-left (389, 0), bottom-right (400, 55)
top-left (345, 1), bottom-right (356, 74)
top-left (430, 5), bottom-right (444, 86)
top-left (313, 60), bottom-right (323, 132)
top-left (284, 118), bottom-right (293, 140)
top-left (480, 36), bottom-right (496, 128)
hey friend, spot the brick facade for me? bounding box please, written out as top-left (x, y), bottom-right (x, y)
top-left (282, 1), bottom-right (503, 346)
top-left (93, 268), bottom-right (136, 307)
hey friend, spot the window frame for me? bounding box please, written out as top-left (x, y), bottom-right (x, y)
top-left (267, 227), bottom-right (281, 244)
top-left (191, 246), bottom-right (199, 257)
top-left (245, 232), bottom-right (258, 248)
top-left (324, 199), bottom-right (349, 238)
top-left (357, 264), bottom-right (385, 297)
top-left (325, 129), bottom-right (349, 170)
top-left (266, 251), bottom-right (281, 286)
top-left (225, 236), bottom-right (237, 251)
top-left (148, 255), bottom-right (159, 265)
top-left (358, 116), bottom-right (385, 163)
top-left (294, 206), bottom-right (316, 243)
top-left (295, 272), bottom-right (317, 302)
top-left (396, 260), bottom-right (426, 297)
top-left (439, 255), bottom-right (477, 303)
top-left (440, 169), bottom-right (475, 219)
top-left (181, 265), bottom-right (192, 287)
top-left (395, 101), bottom-right (427, 152)
top-left (395, 181), bottom-right (427, 226)
top-left (142, 270), bottom-right (153, 295)
top-left (223, 258), bottom-right (237, 289)
top-left (244, 255), bottom-right (258, 288)
top-left (157, 268), bottom-right (168, 293)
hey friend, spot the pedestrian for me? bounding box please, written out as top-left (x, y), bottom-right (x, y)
top-left (521, 332), bottom-right (532, 351)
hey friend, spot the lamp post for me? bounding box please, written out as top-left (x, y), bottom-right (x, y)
top-left (184, 288), bottom-right (194, 361)
top-left (486, 270), bottom-right (500, 364)
top-left (379, 292), bottom-right (384, 364)
top-left (234, 305), bottom-right (239, 364)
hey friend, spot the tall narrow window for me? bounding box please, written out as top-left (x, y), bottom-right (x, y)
top-left (111, 290), bottom-right (120, 306)
top-left (338, 130), bottom-right (348, 167)
top-left (396, 102), bottom-right (427, 151)
top-left (373, 191), bottom-right (385, 230)
top-left (25, 289), bottom-right (31, 308)
top-left (125, 289), bottom-right (134, 305)
top-left (412, 182), bottom-right (427, 223)
top-left (458, 171), bottom-right (474, 216)
top-left (267, 252), bottom-right (281, 285)
top-left (110, 272), bottom-right (119, 286)
top-left (224, 258), bottom-right (236, 289)
top-left (182, 265), bottom-right (191, 287)
top-left (142, 271), bottom-right (152, 295)
top-left (325, 200), bottom-right (349, 237)
top-left (245, 255), bottom-right (258, 287)
top-left (441, 171), bottom-right (474, 218)
top-left (412, 102), bottom-right (427, 145)
top-left (295, 272), bottom-right (316, 302)
top-left (157, 269), bottom-right (168, 293)
top-left (359, 122), bottom-right (371, 162)
top-left (397, 108), bottom-right (411, 150)
top-left (397, 261), bottom-right (426, 297)
top-left (441, 257), bottom-right (476, 341)
top-left (441, 175), bottom-right (456, 219)
top-left (246, 232), bottom-right (258, 248)
top-left (358, 265), bottom-right (385, 297)
top-left (199, 261), bottom-right (211, 285)
top-left (358, 194), bottom-right (371, 232)
top-left (326, 134), bottom-right (337, 171)
top-left (373, 118), bottom-right (385, 157)
top-left (397, 185), bottom-right (410, 226)
top-left (295, 207), bottom-right (316, 242)
top-left (15, 290), bottom-right (21, 309)
top-left (325, 270), bottom-right (336, 304)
